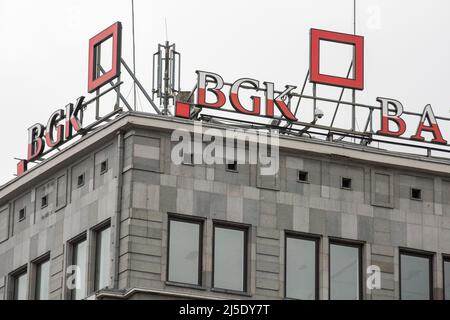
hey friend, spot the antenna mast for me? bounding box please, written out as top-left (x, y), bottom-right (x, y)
top-left (152, 33), bottom-right (181, 115)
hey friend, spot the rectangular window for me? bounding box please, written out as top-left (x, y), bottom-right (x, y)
top-left (410, 188), bottom-right (422, 201)
top-left (18, 207), bottom-right (26, 221)
top-left (12, 269), bottom-right (28, 300)
top-left (77, 174), bottom-right (85, 188)
top-left (285, 234), bottom-right (319, 300)
top-left (94, 226), bottom-right (111, 291)
top-left (400, 250), bottom-right (433, 300)
top-left (168, 218), bottom-right (202, 286)
top-left (213, 225), bottom-right (247, 292)
top-left (341, 177), bottom-right (352, 189)
top-left (329, 241), bottom-right (362, 300)
top-left (444, 256), bottom-right (450, 300)
top-left (70, 237), bottom-right (87, 300)
top-left (182, 152), bottom-right (194, 165)
top-left (226, 161), bottom-right (238, 172)
top-left (41, 195), bottom-right (48, 209)
top-left (100, 160), bottom-right (108, 175)
top-left (35, 259), bottom-right (50, 300)
top-left (297, 170), bottom-right (309, 183)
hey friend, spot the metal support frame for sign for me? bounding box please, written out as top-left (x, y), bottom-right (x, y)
top-left (329, 62), bottom-right (353, 129)
top-left (290, 71), bottom-right (310, 125)
top-left (180, 75), bottom-right (450, 159)
top-left (97, 64), bottom-right (132, 112)
top-left (95, 44), bottom-right (101, 119)
top-left (121, 58), bottom-right (161, 115)
top-left (94, 57), bottom-right (163, 115)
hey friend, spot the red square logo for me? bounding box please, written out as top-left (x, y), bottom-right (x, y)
top-left (310, 28), bottom-right (364, 90)
top-left (88, 22), bottom-right (122, 93)
top-left (175, 101), bottom-right (191, 118)
top-left (17, 160), bottom-right (27, 176)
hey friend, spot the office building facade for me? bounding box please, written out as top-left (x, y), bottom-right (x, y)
top-left (0, 112), bottom-right (450, 300)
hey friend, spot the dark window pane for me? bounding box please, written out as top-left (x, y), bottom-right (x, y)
top-left (214, 227), bottom-right (245, 291)
top-left (77, 174), bottom-right (85, 188)
top-left (36, 260), bottom-right (50, 300)
top-left (445, 259), bottom-right (450, 300)
top-left (100, 160), bottom-right (108, 174)
top-left (286, 237), bottom-right (316, 299)
top-left (18, 208), bottom-right (26, 221)
top-left (330, 243), bottom-right (360, 300)
top-left (227, 161), bottom-right (238, 171)
top-left (14, 272), bottom-right (28, 300)
top-left (298, 171), bottom-right (309, 182)
top-left (341, 178), bottom-right (352, 189)
top-left (72, 239), bottom-right (87, 300)
top-left (95, 227), bottom-right (111, 290)
top-left (400, 253), bottom-right (431, 300)
top-left (411, 188), bottom-right (422, 200)
top-left (168, 220), bottom-right (201, 285)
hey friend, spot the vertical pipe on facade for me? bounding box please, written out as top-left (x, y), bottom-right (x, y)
top-left (113, 130), bottom-right (125, 288)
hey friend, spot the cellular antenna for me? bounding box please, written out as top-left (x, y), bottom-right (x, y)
top-left (152, 37), bottom-right (181, 115)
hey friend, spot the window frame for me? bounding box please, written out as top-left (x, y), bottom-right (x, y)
top-left (67, 233), bottom-right (88, 300)
top-left (225, 161), bottom-right (238, 173)
top-left (341, 177), bottom-right (353, 190)
top-left (284, 231), bottom-right (320, 300)
top-left (166, 214), bottom-right (204, 287)
top-left (182, 152), bottom-right (195, 166)
top-left (328, 238), bottom-right (364, 300)
top-left (41, 195), bottom-right (48, 209)
top-left (93, 221), bottom-right (112, 292)
top-left (297, 170), bottom-right (310, 183)
top-left (100, 159), bottom-right (108, 175)
top-left (410, 187), bottom-right (423, 201)
top-left (399, 248), bottom-right (434, 300)
top-left (18, 207), bottom-right (26, 222)
top-left (32, 253), bottom-right (51, 300)
top-left (9, 265), bottom-right (28, 300)
top-left (444, 254), bottom-right (450, 300)
top-left (77, 173), bottom-right (85, 188)
top-left (212, 221), bottom-right (249, 293)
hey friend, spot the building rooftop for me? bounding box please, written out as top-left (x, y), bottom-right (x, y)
top-left (3, 111), bottom-right (450, 203)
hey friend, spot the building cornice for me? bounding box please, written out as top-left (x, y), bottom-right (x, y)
top-left (2, 111), bottom-right (450, 203)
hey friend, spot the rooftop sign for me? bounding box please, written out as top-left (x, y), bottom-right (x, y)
top-left (15, 23), bottom-right (450, 177)
top-left (175, 29), bottom-right (449, 150)
top-left (17, 22), bottom-right (123, 176)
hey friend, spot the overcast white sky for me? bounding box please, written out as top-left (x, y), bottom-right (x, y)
top-left (1, 0), bottom-right (450, 185)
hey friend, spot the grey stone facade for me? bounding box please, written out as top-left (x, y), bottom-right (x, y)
top-left (0, 112), bottom-right (450, 300)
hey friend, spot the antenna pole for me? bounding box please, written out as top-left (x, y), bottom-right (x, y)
top-left (351, 0), bottom-right (356, 133)
top-left (162, 18), bottom-right (170, 115)
top-left (131, 0), bottom-right (137, 111)
top-left (165, 18), bottom-right (169, 42)
top-left (162, 41), bottom-right (170, 114)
